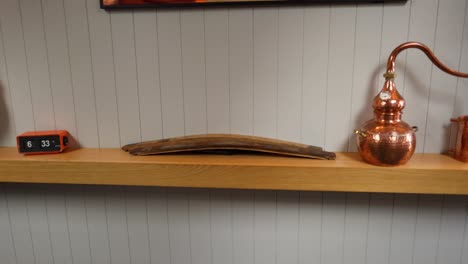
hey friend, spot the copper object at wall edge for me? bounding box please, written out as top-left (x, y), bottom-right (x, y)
top-left (451, 116), bottom-right (468, 163)
top-left (355, 42), bottom-right (468, 166)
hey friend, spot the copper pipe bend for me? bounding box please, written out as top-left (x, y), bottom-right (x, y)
top-left (386, 42), bottom-right (468, 78)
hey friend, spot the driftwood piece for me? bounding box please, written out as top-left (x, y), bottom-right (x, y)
top-left (122, 134), bottom-right (336, 160)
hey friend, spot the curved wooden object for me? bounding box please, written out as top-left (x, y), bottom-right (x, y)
top-left (122, 134), bottom-right (336, 160)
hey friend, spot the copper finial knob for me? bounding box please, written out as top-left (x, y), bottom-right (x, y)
top-left (355, 42), bottom-right (468, 166)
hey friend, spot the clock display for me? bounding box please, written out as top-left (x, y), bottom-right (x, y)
top-left (19, 136), bottom-right (62, 153)
top-left (16, 130), bottom-right (70, 154)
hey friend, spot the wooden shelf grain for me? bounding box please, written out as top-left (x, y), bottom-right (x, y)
top-left (0, 147), bottom-right (467, 194)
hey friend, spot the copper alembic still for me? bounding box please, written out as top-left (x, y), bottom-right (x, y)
top-left (355, 42), bottom-right (468, 166)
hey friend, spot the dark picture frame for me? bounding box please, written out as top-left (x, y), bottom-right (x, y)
top-left (101, 0), bottom-right (407, 10)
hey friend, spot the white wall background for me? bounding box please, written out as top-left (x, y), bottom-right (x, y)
top-left (0, 0), bottom-right (467, 152)
top-left (1, 184), bottom-right (468, 264)
top-left (1, 0), bottom-right (468, 264)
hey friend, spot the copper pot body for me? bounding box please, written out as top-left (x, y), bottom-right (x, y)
top-left (356, 120), bottom-right (416, 166)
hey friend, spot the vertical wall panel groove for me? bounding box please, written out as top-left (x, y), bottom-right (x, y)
top-left (253, 8), bottom-right (278, 138)
top-left (298, 192), bottom-right (322, 264)
top-left (366, 194), bottom-right (394, 264)
top-left (157, 10), bottom-right (185, 138)
top-left (388, 194), bottom-right (418, 264)
top-left (450, 0), bottom-right (468, 149)
top-left (66, 186), bottom-right (92, 264)
top-left (412, 195), bottom-right (443, 264)
top-left (451, 1), bottom-right (468, 151)
top-left (167, 189), bottom-right (191, 264)
top-left (86, 0), bottom-right (120, 147)
top-left (0, 0), bottom-right (35, 134)
top-left (210, 190), bottom-right (233, 264)
top-left (461, 199), bottom-right (468, 264)
top-left (453, 0), bottom-right (468, 118)
top-left (424, 0), bottom-right (466, 153)
top-left (324, 5), bottom-right (357, 151)
top-left (0, 22), bottom-right (17, 146)
top-left (188, 189), bottom-right (212, 264)
top-left (205, 9), bottom-right (230, 133)
top-left (181, 10), bottom-right (207, 135)
top-left (126, 187), bottom-right (151, 264)
top-left (147, 188), bottom-right (171, 264)
top-left (45, 185), bottom-right (73, 264)
top-left (7, 184), bottom-right (35, 264)
top-left (134, 11), bottom-right (163, 141)
top-left (20, 0), bottom-right (55, 132)
top-left (85, 185), bottom-right (111, 264)
top-left (232, 190), bottom-right (254, 264)
top-left (105, 186), bottom-right (131, 264)
top-left (277, 7), bottom-right (304, 142)
top-left (321, 192), bottom-right (346, 264)
top-left (403, 0), bottom-right (439, 153)
top-left (449, 2), bottom-right (468, 149)
top-left (301, 5), bottom-right (329, 147)
top-left (343, 193), bottom-right (369, 264)
top-left (26, 185), bottom-right (54, 264)
top-left (254, 191), bottom-right (276, 264)
top-left (276, 191), bottom-right (300, 264)
top-left (0, 185), bottom-right (17, 264)
top-left (229, 9), bottom-right (254, 135)
top-left (64, 0), bottom-right (100, 147)
top-left (110, 11), bottom-right (142, 146)
top-left (436, 196), bottom-right (467, 264)
top-left (42, 0), bottom-right (77, 137)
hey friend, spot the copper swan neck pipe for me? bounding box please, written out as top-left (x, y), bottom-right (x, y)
top-left (386, 42), bottom-right (468, 78)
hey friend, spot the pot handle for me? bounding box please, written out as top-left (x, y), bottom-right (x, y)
top-left (354, 130), bottom-right (369, 138)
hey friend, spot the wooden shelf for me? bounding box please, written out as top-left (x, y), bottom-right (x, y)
top-left (0, 147), bottom-right (467, 194)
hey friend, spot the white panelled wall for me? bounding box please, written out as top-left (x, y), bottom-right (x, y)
top-left (1, 185), bottom-right (468, 264)
top-left (1, 0), bottom-right (467, 151)
top-left (1, 0), bottom-right (468, 264)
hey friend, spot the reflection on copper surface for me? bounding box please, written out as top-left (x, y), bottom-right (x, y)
top-left (103, 0), bottom-right (119, 5)
top-left (355, 42), bottom-right (468, 166)
top-left (451, 116), bottom-right (468, 162)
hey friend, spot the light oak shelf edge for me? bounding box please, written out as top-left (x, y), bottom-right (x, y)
top-left (0, 147), bottom-right (467, 195)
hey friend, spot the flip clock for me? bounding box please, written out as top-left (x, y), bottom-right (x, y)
top-left (17, 130), bottom-right (70, 154)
